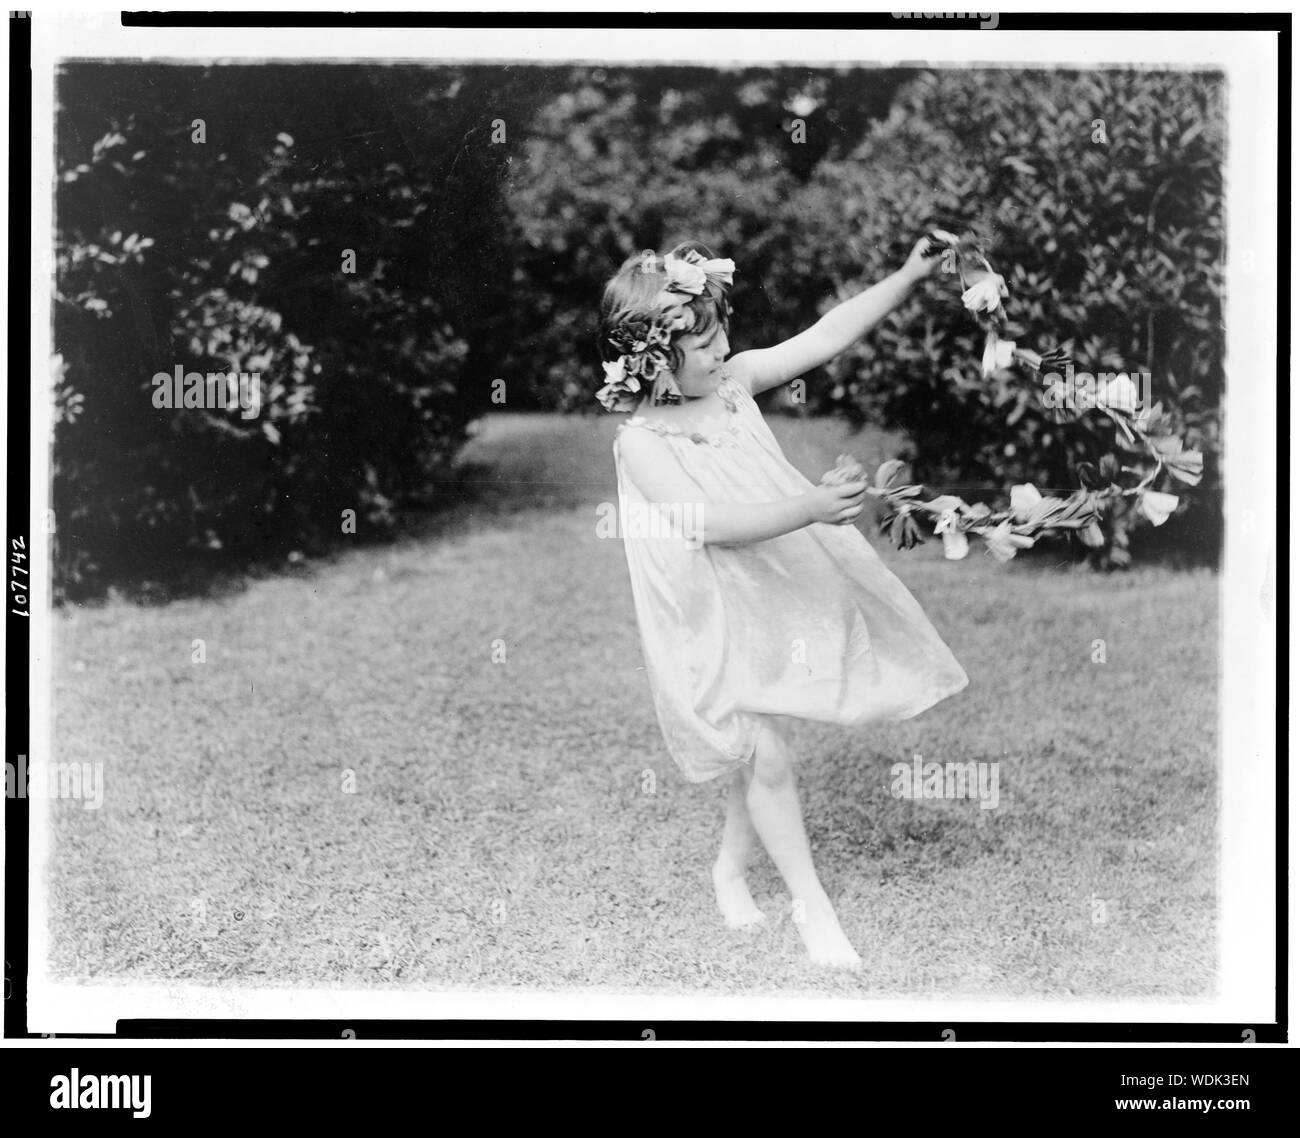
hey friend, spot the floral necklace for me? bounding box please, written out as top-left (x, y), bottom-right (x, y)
top-left (624, 370), bottom-right (741, 447)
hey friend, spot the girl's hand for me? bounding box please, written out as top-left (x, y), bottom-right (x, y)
top-left (804, 480), bottom-right (869, 526)
top-left (902, 229), bottom-right (960, 284)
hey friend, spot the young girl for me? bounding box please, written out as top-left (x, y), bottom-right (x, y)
top-left (601, 238), bottom-right (968, 968)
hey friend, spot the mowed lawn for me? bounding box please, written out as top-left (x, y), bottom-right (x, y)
top-left (46, 409), bottom-right (1219, 999)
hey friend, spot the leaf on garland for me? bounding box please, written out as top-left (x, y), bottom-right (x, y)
top-left (874, 459), bottom-right (911, 489)
top-left (1163, 448), bottom-right (1204, 486)
top-left (1038, 346), bottom-right (1073, 373)
top-left (1025, 496), bottom-right (1076, 528)
top-left (1135, 402), bottom-right (1173, 437)
top-left (1151, 434), bottom-right (1184, 459)
top-left (1078, 521), bottom-right (1106, 548)
top-left (889, 511), bottom-right (923, 550)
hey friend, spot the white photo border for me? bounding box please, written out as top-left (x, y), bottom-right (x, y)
top-left (19, 12), bottom-right (1281, 1037)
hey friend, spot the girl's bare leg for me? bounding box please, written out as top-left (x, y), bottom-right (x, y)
top-left (744, 718), bottom-right (861, 968)
top-left (713, 768), bottom-right (766, 927)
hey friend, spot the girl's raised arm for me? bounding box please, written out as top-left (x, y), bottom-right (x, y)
top-left (728, 232), bottom-right (955, 397)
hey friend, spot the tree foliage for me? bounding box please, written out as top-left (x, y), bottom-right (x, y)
top-left (53, 64), bottom-right (1224, 593)
top-left (54, 64), bottom-right (543, 593)
top-left (822, 69), bottom-right (1224, 564)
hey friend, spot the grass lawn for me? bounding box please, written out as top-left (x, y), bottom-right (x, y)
top-left (46, 409), bottom-right (1219, 1000)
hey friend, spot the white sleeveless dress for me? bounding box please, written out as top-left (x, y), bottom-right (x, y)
top-left (613, 370), bottom-right (969, 782)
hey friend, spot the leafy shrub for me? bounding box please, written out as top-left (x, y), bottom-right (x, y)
top-left (818, 69), bottom-right (1224, 565)
top-left (53, 65), bottom-right (528, 595)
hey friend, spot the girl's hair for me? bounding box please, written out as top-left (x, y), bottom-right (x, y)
top-left (597, 240), bottom-right (733, 375)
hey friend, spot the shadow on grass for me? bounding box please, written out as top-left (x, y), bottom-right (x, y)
top-left (53, 459), bottom-right (582, 608)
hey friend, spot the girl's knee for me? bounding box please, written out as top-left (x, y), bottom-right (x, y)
top-left (751, 726), bottom-right (794, 791)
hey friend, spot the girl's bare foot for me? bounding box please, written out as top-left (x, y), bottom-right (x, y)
top-left (712, 858), bottom-right (766, 927)
top-left (793, 897), bottom-right (862, 969)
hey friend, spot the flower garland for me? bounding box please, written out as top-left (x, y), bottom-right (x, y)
top-left (596, 249), bottom-right (735, 414)
top-left (822, 232), bottom-right (1205, 562)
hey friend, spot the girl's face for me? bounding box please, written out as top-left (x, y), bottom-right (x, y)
top-left (673, 324), bottom-right (731, 399)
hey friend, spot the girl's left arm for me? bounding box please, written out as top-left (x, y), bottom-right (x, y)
top-left (728, 232), bottom-right (955, 397)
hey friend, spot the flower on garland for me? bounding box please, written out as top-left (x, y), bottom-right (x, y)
top-left (962, 270), bottom-right (1009, 316)
top-left (1139, 490), bottom-right (1180, 526)
top-left (1008, 482), bottom-right (1042, 521)
top-left (932, 500), bottom-right (970, 560)
top-left (819, 453), bottom-right (869, 486)
top-left (981, 332), bottom-right (1017, 378)
top-left (1096, 374), bottom-right (1140, 414)
top-left (937, 233), bottom-right (1010, 324)
top-left (982, 520), bottom-right (1036, 562)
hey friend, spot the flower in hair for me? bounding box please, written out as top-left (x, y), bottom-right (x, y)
top-left (597, 357), bottom-right (641, 414)
top-left (598, 250), bottom-right (735, 412)
top-left (656, 250), bottom-right (736, 306)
